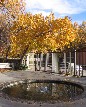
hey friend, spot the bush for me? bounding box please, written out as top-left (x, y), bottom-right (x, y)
top-left (19, 64), bottom-right (28, 70)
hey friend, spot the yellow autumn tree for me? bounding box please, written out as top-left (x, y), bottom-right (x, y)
top-left (10, 13), bottom-right (77, 61)
top-left (51, 16), bottom-right (77, 51)
top-left (77, 21), bottom-right (86, 45)
top-left (35, 15), bottom-right (77, 52)
top-left (70, 21), bottom-right (86, 50)
top-left (10, 13), bottom-right (53, 58)
top-left (0, 0), bottom-right (25, 62)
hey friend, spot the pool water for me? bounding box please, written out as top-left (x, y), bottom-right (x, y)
top-left (2, 80), bottom-right (84, 102)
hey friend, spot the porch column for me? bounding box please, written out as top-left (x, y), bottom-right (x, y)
top-left (44, 53), bottom-right (49, 71)
top-left (64, 52), bottom-right (67, 74)
top-left (36, 53), bottom-right (39, 71)
top-left (75, 50), bottom-right (76, 75)
top-left (26, 54), bottom-right (30, 69)
top-left (39, 53), bottom-right (43, 70)
top-left (52, 53), bottom-right (59, 73)
top-left (69, 52), bottom-right (72, 74)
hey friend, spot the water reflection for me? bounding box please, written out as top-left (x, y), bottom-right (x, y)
top-left (2, 80), bottom-right (84, 102)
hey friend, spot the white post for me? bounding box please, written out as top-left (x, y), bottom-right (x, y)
top-left (52, 53), bottom-right (59, 73)
top-left (64, 52), bottom-right (66, 74)
top-left (31, 53), bottom-right (35, 70)
top-left (36, 53), bottom-right (39, 70)
top-left (69, 52), bottom-right (72, 74)
top-left (75, 50), bottom-right (76, 75)
top-left (44, 53), bottom-right (49, 71)
top-left (26, 54), bottom-right (30, 69)
top-left (39, 53), bottom-right (43, 70)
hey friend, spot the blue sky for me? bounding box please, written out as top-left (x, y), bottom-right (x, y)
top-left (25, 0), bottom-right (86, 24)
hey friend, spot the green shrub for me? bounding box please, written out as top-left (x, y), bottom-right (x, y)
top-left (19, 64), bottom-right (28, 70)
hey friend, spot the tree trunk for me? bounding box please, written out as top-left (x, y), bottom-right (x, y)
top-left (4, 46), bottom-right (10, 62)
top-left (20, 46), bottom-right (29, 64)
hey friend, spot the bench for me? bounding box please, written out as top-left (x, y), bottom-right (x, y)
top-left (0, 63), bottom-right (12, 69)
